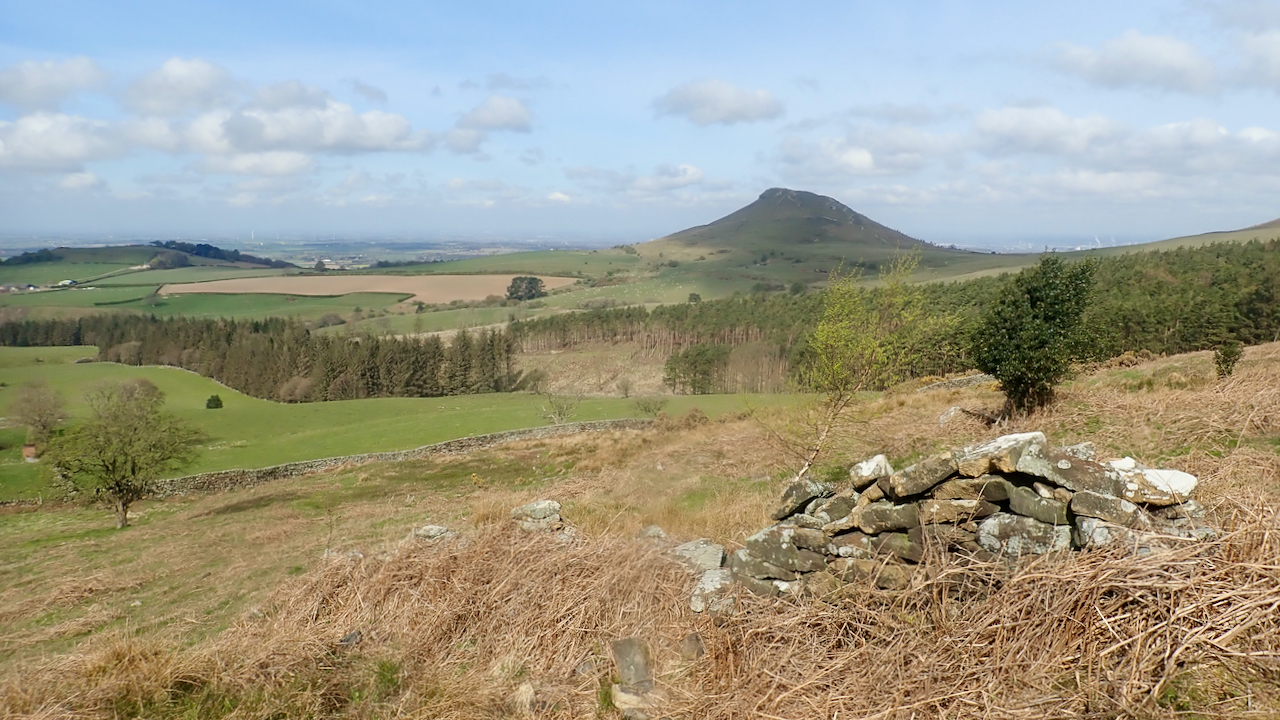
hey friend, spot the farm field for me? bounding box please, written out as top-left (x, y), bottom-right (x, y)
top-left (90, 266), bottom-right (294, 286)
top-left (370, 248), bottom-right (643, 277)
top-left (0, 287), bottom-right (411, 321)
top-left (0, 263), bottom-right (137, 287)
top-left (159, 274), bottom-right (579, 304)
top-left (0, 353), bottom-right (796, 501)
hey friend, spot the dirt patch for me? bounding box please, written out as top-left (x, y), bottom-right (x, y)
top-left (159, 274), bottom-right (577, 304)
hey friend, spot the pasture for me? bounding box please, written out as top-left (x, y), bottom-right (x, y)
top-left (0, 352), bottom-right (794, 501)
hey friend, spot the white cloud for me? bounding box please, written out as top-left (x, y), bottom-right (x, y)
top-left (124, 58), bottom-right (242, 116)
top-left (457, 95), bottom-right (532, 132)
top-left (445, 128), bottom-right (486, 154)
top-left (1053, 31), bottom-right (1217, 93)
top-left (566, 163), bottom-right (707, 195)
top-left (654, 79), bottom-right (784, 126)
top-left (778, 125), bottom-right (956, 179)
top-left (974, 106), bottom-right (1122, 155)
top-left (203, 151), bottom-right (315, 175)
top-left (631, 164), bottom-right (704, 193)
top-left (57, 172), bottom-right (104, 190)
top-left (1240, 30), bottom-right (1280, 87)
top-left (0, 112), bottom-right (117, 170)
top-left (0, 57), bottom-right (109, 111)
top-left (220, 100), bottom-right (430, 153)
top-left (547, 191), bottom-right (571, 203)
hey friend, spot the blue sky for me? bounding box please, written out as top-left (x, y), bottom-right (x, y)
top-left (2, 0), bottom-right (1280, 246)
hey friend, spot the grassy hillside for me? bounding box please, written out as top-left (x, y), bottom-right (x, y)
top-left (1, 343), bottom-right (1277, 716)
top-left (0, 351), bottom-right (793, 500)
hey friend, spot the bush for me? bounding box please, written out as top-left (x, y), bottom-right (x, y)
top-left (633, 397), bottom-right (668, 416)
top-left (1214, 340), bottom-right (1243, 378)
top-left (507, 276), bottom-right (546, 301)
top-left (970, 255), bottom-right (1097, 415)
top-left (205, 394), bottom-right (223, 409)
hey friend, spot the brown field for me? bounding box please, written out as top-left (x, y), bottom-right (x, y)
top-left (158, 274), bottom-right (578, 303)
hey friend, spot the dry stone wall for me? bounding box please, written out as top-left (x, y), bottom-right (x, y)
top-left (150, 419), bottom-right (652, 498)
top-left (687, 432), bottom-right (1215, 607)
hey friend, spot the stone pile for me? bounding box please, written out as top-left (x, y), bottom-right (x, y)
top-left (724, 431), bottom-right (1214, 597)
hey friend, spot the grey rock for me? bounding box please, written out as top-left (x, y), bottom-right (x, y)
top-left (1060, 442), bottom-right (1097, 461)
top-left (931, 475), bottom-right (1012, 502)
top-left (1016, 444), bottom-right (1127, 496)
top-left (339, 630), bottom-right (362, 646)
top-left (953, 432), bottom-right (1046, 476)
top-left (1149, 499), bottom-right (1207, 520)
top-left (850, 454), bottom-right (894, 489)
top-left (814, 490), bottom-right (858, 524)
top-left (673, 538), bottom-right (726, 573)
top-left (639, 525), bottom-right (667, 539)
top-left (881, 453), bottom-right (955, 498)
top-left (803, 496), bottom-right (826, 516)
top-left (1073, 516), bottom-right (1142, 550)
top-left (771, 477), bottom-right (834, 521)
top-left (690, 568), bottom-right (733, 613)
top-left (612, 685), bottom-right (652, 720)
top-left (789, 513), bottom-right (825, 530)
top-left (829, 558), bottom-right (912, 589)
top-left (977, 513), bottom-right (1073, 556)
top-left (1112, 465), bottom-right (1199, 506)
top-left (412, 524), bottom-right (452, 541)
top-left (800, 570), bottom-right (842, 598)
top-left (827, 531), bottom-right (875, 558)
top-left (1053, 487), bottom-right (1074, 505)
top-left (1070, 490), bottom-right (1139, 526)
top-left (856, 482), bottom-right (886, 507)
top-left (1008, 485), bottom-right (1069, 525)
top-left (519, 517), bottom-right (563, 532)
top-left (918, 524), bottom-right (977, 548)
top-left (732, 571), bottom-right (782, 597)
top-left (611, 637), bottom-right (653, 693)
top-left (1033, 482), bottom-right (1056, 499)
top-left (824, 500), bottom-right (920, 535)
top-left (917, 498), bottom-right (998, 524)
top-left (872, 531), bottom-right (924, 563)
top-left (511, 499), bottom-right (561, 520)
top-left (679, 633), bottom-right (706, 661)
top-left (728, 548), bottom-right (800, 581)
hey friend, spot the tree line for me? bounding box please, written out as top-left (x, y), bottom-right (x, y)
top-left (515, 238), bottom-right (1280, 393)
top-left (0, 315), bottom-right (520, 402)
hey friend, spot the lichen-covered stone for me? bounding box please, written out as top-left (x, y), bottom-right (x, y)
top-left (788, 513), bottom-right (825, 530)
top-left (1061, 442), bottom-right (1097, 461)
top-left (856, 482), bottom-right (886, 507)
top-left (917, 498), bottom-right (998, 524)
top-left (728, 548), bottom-right (799, 581)
top-left (1070, 490), bottom-right (1139, 526)
top-left (689, 568), bottom-right (733, 613)
top-left (931, 475), bottom-right (1012, 502)
top-left (814, 490), bottom-right (858, 525)
top-left (977, 513), bottom-right (1072, 556)
top-left (511, 499), bottom-right (561, 520)
top-left (918, 523), bottom-right (977, 548)
top-left (743, 527), bottom-right (827, 572)
top-left (799, 570), bottom-right (842, 598)
top-left (829, 558), bottom-right (911, 589)
top-left (881, 453), bottom-right (955, 499)
top-left (872, 531), bottom-right (924, 563)
top-left (673, 538), bottom-right (725, 573)
top-left (1149, 499), bottom-right (1207, 520)
top-left (1113, 465), bottom-right (1198, 506)
top-left (771, 477), bottom-right (834, 520)
top-left (952, 432), bottom-right (1046, 476)
top-left (1008, 485), bottom-right (1069, 525)
top-left (732, 571), bottom-right (782, 597)
top-left (824, 500), bottom-right (920, 535)
top-left (1015, 444), bottom-right (1127, 496)
top-left (827, 531), bottom-right (875, 558)
top-left (850, 454), bottom-right (894, 489)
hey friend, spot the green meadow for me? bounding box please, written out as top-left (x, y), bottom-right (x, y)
top-left (0, 348), bottom-right (794, 501)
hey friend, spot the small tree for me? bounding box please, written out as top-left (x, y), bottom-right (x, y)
top-left (506, 276), bottom-right (546, 301)
top-left (45, 380), bottom-right (204, 528)
top-left (314, 260), bottom-right (326, 271)
top-left (205, 394), bottom-right (223, 409)
top-left (1214, 340), bottom-right (1243, 379)
top-left (539, 393), bottom-right (581, 424)
top-left (970, 255), bottom-right (1096, 415)
top-left (8, 381), bottom-right (66, 448)
top-left (616, 377), bottom-right (633, 398)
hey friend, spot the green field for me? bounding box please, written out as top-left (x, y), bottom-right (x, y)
top-left (368, 248), bottom-right (643, 277)
top-left (0, 263), bottom-right (137, 287)
top-left (0, 287), bottom-right (410, 321)
top-left (0, 352), bottom-right (794, 500)
top-left (90, 266), bottom-right (294, 286)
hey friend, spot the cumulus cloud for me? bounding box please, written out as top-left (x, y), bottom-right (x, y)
top-left (57, 172), bottom-right (104, 190)
top-left (778, 125), bottom-right (956, 180)
top-left (0, 113), bottom-right (118, 170)
top-left (203, 151), bottom-right (315, 176)
top-left (1240, 30), bottom-right (1280, 87)
top-left (654, 79), bottom-right (784, 126)
top-left (123, 58), bottom-right (243, 116)
top-left (0, 57), bottom-right (109, 111)
top-left (1053, 31), bottom-right (1218, 93)
top-left (457, 95), bottom-right (532, 132)
top-left (566, 163), bottom-right (707, 195)
top-left (974, 106), bottom-right (1123, 155)
top-left (547, 191), bottom-right (571, 203)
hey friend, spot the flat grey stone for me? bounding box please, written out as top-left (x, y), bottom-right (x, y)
top-left (690, 568), bottom-right (733, 613)
top-left (728, 547), bottom-right (800, 581)
top-left (511, 499), bottom-right (561, 520)
top-left (917, 498), bottom-right (998, 524)
top-left (850, 454), bottom-right (894, 489)
top-left (771, 476), bottom-right (834, 520)
top-left (1008, 485), bottom-right (1069, 525)
top-left (1070, 490), bottom-right (1139, 526)
top-left (611, 638), bottom-right (653, 693)
top-left (953, 432), bottom-right (1046, 476)
top-left (673, 538), bottom-right (725, 573)
top-left (881, 453), bottom-right (955, 498)
top-left (977, 513), bottom-right (1072, 556)
top-left (1016, 444), bottom-right (1127, 496)
top-left (931, 475), bottom-right (1012, 502)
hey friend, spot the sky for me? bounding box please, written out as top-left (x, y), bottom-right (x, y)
top-left (2, 0), bottom-right (1280, 247)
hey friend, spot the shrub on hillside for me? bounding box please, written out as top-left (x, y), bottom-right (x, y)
top-left (1214, 340), bottom-right (1243, 378)
top-left (205, 394), bottom-right (223, 409)
top-left (970, 255), bottom-right (1097, 415)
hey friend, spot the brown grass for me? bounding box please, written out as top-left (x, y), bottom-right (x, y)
top-left (159, 274), bottom-right (577, 304)
top-left (3, 343), bottom-right (1280, 718)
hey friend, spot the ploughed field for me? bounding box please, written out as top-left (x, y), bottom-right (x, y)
top-left (159, 274), bottom-right (578, 304)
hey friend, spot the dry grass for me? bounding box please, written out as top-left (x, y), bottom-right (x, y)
top-left (3, 343), bottom-right (1280, 718)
